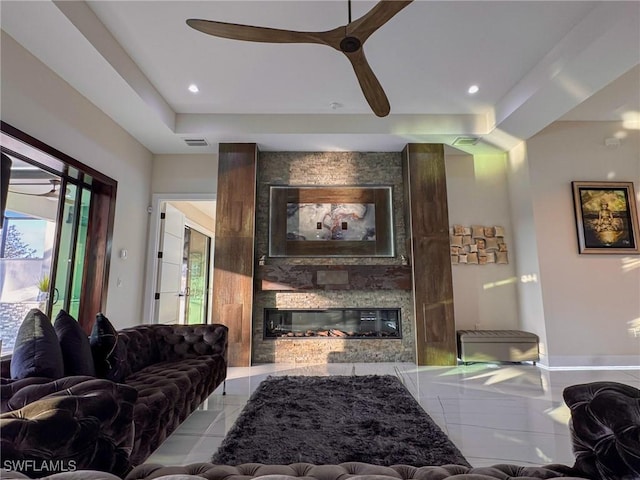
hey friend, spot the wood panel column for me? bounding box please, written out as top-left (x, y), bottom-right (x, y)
top-left (402, 144), bottom-right (456, 365)
top-left (212, 143), bottom-right (258, 366)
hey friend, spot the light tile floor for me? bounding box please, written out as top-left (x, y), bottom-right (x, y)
top-left (146, 363), bottom-right (640, 468)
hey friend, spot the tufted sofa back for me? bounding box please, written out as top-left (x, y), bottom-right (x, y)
top-left (563, 381), bottom-right (640, 480)
top-left (125, 462), bottom-right (586, 480)
top-left (117, 324), bottom-right (228, 379)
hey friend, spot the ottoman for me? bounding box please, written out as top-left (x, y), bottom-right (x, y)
top-left (457, 329), bottom-right (539, 364)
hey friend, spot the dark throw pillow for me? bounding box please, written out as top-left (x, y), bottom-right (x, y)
top-left (10, 309), bottom-right (64, 380)
top-left (54, 310), bottom-right (96, 377)
top-left (89, 312), bottom-right (125, 382)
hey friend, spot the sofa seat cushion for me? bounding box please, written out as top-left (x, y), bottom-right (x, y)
top-left (125, 355), bottom-right (226, 466)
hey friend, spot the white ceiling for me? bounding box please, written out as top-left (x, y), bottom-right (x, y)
top-left (1, 0), bottom-right (638, 154)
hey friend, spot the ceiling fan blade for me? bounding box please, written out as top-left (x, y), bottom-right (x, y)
top-left (343, 48), bottom-right (390, 117)
top-left (187, 19), bottom-right (343, 47)
top-left (9, 189), bottom-right (57, 198)
top-left (348, 0), bottom-right (413, 43)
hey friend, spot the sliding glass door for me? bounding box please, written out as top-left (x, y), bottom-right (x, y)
top-left (51, 179), bottom-right (92, 320)
top-left (1, 122), bottom-right (116, 340)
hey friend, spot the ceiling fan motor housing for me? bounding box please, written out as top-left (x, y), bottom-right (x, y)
top-left (340, 36), bottom-right (361, 53)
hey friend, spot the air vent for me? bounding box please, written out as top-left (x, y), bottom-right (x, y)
top-left (183, 138), bottom-right (209, 147)
top-left (452, 136), bottom-right (480, 146)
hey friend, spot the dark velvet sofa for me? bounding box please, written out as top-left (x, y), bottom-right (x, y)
top-left (2, 378), bottom-right (637, 480)
top-left (1, 323), bottom-right (228, 478)
top-left (124, 380), bottom-right (640, 480)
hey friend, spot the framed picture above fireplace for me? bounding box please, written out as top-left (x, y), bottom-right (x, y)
top-left (269, 185), bottom-right (394, 257)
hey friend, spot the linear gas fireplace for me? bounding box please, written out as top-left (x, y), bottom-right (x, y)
top-left (264, 308), bottom-right (401, 339)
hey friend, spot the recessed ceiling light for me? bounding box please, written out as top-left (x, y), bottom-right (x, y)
top-left (188, 84), bottom-right (199, 93)
top-left (467, 85), bottom-right (479, 94)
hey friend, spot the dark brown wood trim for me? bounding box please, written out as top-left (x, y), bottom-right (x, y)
top-left (79, 181), bottom-right (116, 334)
top-left (1, 121), bottom-right (116, 187)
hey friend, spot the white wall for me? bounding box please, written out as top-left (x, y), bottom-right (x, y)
top-left (519, 121), bottom-right (640, 367)
top-left (1, 32), bottom-right (153, 329)
top-left (506, 142), bottom-right (549, 363)
top-left (152, 154), bottom-right (218, 194)
top-left (446, 153), bottom-right (520, 332)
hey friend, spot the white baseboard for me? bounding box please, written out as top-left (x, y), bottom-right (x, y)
top-left (539, 354), bottom-right (640, 370)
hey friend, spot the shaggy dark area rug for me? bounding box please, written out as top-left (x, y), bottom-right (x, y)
top-left (211, 375), bottom-right (470, 467)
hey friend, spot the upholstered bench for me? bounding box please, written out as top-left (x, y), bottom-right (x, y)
top-left (457, 329), bottom-right (539, 364)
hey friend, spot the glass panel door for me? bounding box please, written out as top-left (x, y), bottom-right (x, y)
top-left (51, 182), bottom-right (76, 318)
top-left (183, 226), bottom-right (210, 325)
top-left (51, 181), bottom-right (91, 319)
top-left (69, 188), bottom-right (91, 318)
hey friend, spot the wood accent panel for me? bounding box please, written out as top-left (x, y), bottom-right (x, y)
top-left (79, 181), bottom-right (116, 334)
top-left (403, 144), bottom-right (456, 365)
top-left (257, 265), bottom-right (412, 291)
top-left (212, 143), bottom-right (257, 366)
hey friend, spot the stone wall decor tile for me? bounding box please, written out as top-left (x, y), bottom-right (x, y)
top-left (450, 224), bottom-right (508, 265)
top-left (485, 237), bottom-right (499, 250)
top-left (471, 225), bottom-right (485, 238)
top-left (453, 224), bottom-right (465, 235)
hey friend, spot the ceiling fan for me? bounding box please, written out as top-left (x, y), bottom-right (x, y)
top-left (187, 0), bottom-right (413, 117)
top-left (9, 179), bottom-right (61, 200)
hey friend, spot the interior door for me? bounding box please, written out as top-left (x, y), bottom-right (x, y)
top-left (155, 203), bottom-right (185, 324)
top-left (183, 226), bottom-right (211, 324)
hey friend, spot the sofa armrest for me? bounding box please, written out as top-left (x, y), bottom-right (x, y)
top-left (1, 378), bottom-right (138, 478)
top-left (563, 381), bottom-right (640, 480)
top-left (1, 376), bottom-right (96, 413)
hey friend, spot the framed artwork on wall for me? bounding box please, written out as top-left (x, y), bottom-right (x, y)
top-left (572, 181), bottom-right (640, 254)
top-left (268, 185), bottom-right (394, 257)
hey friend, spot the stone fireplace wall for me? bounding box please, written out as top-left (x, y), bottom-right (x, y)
top-left (252, 152), bottom-right (415, 364)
